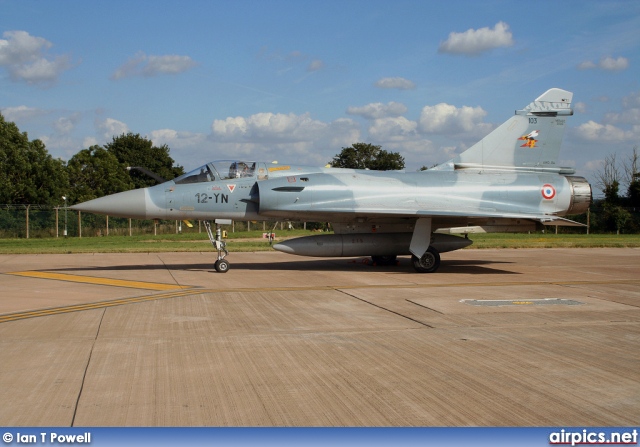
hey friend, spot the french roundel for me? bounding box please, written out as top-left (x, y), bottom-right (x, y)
top-left (541, 184), bottom-right (556, 200)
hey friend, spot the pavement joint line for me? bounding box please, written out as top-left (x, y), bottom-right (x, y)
top-left (71, 307), bottom-right (105, 427)
top-left (2, 278), bottom-right (639, 324)
top-left (336, 288), bottom-right (435, 328)
top-left (5, 271), bottom-right (193, 291)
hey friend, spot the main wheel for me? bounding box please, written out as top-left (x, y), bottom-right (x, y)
top-left (411, 247), bottom-right (440, 273)
top-left (214, 259), bottom-right (230, 273)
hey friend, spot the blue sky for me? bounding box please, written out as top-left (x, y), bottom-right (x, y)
top-left (1, 0), bottom-right (639, 195)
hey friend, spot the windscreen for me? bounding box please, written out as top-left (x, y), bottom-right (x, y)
top-left (173, 164), bottom-right (216, 184)
top-left (174, 161), bottom-right (259, 184)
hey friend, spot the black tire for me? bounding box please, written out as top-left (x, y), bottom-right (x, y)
top-left (215, 259), bottom-right (230, 273)
top-left (411, 247), bottom-right (440, 273)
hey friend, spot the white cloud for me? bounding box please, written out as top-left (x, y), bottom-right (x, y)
top-left (347, 102), bottom-right (407, 120)
top-left (1, 105), bottom-right (47, 121)
top-left (602, 92), bottom-right (640, 127)
top-left (439, 146), bottom-right (460, 161)
top-left (386, 138), bottom-right (438, 160)
top-left (97, 118), bottom-right (129, 140)
top-left (600, 56), bottom-right (629, 71)
top-left (0, 30), bottom-right (72, 85)
top-left (368, 117), bottom-right (418, 142)
top-left (327, 118), bottom-right (361, 150)
top-left (53, 113), bottom-right (81, 134)
top-left (438, 22), bottom-right (514, 56)
top-left (574, 102), bottom-right (588, 114)
top-left (111, 52), bottom-right (197, 80)
top-left (149, 129), bottom-right (207, 151)
top-left (208, 103), bottom-right (493, 169)
top-left (577, 60), bottom-right (597, 70)
top-left (204, 113), bottom-right (362, 166)
top-left (622, 91), bottom-right (640, 109)
top-left (307, 59), bottom-right (324, 72)
top-left (574, 120), bottom-right (635, 142)
top-left (211, 112), bottom-right (329, 143)
top-left (145, 54), bottom-right (197, 75)
top-left (82, 137), bottom-right (99, 148)
top-left (11, 55), bottom-right (71, 84)
top-left (418, 103), bottom-right (489, 135)
top-left (604, 108), bottom-right (640, 126)
top-left (0, 31), bottom-right (51, 65)
top-left (374, 77), bottom-right (415, 90)
top-left (577, 56), bottom-right (629, 71)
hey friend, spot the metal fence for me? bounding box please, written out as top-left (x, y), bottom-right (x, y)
top-left (0, 205), bottom-right (315, 238)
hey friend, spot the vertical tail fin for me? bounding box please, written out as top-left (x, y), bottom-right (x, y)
top-left (436, 88), bottom-right (573, 172)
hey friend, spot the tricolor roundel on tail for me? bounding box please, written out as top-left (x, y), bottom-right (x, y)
top-left (541, 184), bottom-right (556, 200)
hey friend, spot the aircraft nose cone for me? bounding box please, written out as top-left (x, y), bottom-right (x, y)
top-left (70, 188), bottom-right (148, 218)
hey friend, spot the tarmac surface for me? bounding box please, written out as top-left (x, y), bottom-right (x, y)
top-left (0, 248), bottom-right (639, 426)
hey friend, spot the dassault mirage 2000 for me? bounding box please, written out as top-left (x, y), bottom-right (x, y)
top-left (72, 88), bottom-right (591, 273)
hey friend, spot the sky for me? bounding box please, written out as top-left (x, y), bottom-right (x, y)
top-left (1, 0), bottom-right (639, 196)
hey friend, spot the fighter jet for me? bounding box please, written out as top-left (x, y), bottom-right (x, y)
top-left (72, 88), bottom-right (591, 273)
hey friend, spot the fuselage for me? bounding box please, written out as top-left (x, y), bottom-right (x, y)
top-left (73, 160), bottom-right (590, 227)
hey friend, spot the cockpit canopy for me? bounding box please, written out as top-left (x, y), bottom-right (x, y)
top-left (174, 161), bottom-right (266, 185)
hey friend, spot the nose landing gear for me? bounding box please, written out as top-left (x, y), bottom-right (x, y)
top-left (204, 220), bottom-right (231, 273)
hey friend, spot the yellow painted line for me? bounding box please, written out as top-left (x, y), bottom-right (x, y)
top-left (0, 290), bottom-right (200, 323)
top-left (3, 277), bottom-right (639, 324)
top-left (7, 271), bottom-right (191, 291)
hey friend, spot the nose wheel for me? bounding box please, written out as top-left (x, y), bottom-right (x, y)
top-left (204, 220), bottom-right (230, 273)
top-left (214, 259), bottom-right (229, 273)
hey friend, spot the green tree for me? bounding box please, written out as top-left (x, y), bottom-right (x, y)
top-left (105, 133), bottom-right (184, 189)
top-left (628, 174), bottom-right (640, 208)
top-left (613, 207), bottom-right (631, 235)
top-left (329, 142), bottom-right (405, 170)
top-left (604, 179), bottom-right (620, 205)
top-left (0, 113), bottom-right (69, 205)
top-left (67, 145), bottom-right (134, 203)
top-left (593, 149), bottom-right (640, 233)
top-left (624, 146), bottom-right (640, 208)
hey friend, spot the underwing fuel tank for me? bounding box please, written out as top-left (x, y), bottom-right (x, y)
top-left (273, 233), bottom-right (472, 257)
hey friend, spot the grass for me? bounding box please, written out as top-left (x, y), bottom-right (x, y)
top-left (0, 229), bottom-right (311, 254)
top-left (465, 233), bottom-right (640, 249)
top-left (0, 231), bottom-right (639, 254)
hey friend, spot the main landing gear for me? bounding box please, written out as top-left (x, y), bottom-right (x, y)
top-left (204, 220), bottom-right (230, 273)
top-left (411, 246), bottom-right (440, 273)
top-left (369, 248), bottom-right (441, 273)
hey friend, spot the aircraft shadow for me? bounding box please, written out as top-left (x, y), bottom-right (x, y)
top-left (46, 257), bottom-right (517, 275)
